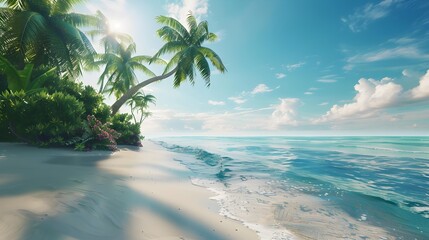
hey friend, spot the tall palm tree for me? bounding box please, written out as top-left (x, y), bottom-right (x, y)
top-left (126, 91), bottom-right (156, 125)
top-left (0, 0), bottom-right (97, 76)
top-left (95, 42), bottom-right (164, 97)
top-left (110, 13), bottom-right (226, 115)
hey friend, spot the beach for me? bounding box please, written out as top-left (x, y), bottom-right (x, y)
top-left (1, 137), bottom-right (428, 240)
top-left (0, 141), bottom-right (258, 240)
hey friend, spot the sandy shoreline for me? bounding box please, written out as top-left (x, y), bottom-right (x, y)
top-left (0, 141), bottom-right (259, 240)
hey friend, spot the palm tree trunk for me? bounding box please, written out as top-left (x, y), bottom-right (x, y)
top-left (110, 67), bottom-right (177, 115)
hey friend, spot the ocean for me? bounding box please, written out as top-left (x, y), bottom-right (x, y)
top-left (153, 136), bottom-right (429, 240)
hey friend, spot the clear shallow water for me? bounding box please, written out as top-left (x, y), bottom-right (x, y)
top-left (153, 136), bottom-right (429, 239)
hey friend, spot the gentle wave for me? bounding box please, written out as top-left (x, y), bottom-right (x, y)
top-left (155, 137), bottom-right (429, 239)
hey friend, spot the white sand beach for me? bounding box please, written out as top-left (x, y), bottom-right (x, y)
top-left (0, 141), bottom-right (259, 240)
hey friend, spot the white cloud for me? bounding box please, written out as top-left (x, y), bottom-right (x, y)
top-left (342, 0), bottom-right (401, 32)
top-left (347, 46), bottom-right (429, 63)
top-left (251, 84), bottom-right (273, 94)
top-left (228, 96), bottom-right (247, 104)
top-left (166, 0), bottom-right (208, 25)
top-left (271, 98), bottom-right (301, 127)
top-left (388, 37), bottom-right (416, 45)
top-left (304, 92), bottom-right (313, 95)
top-left (285, 62), bottom-right (305, 71)
top-left (318, 75), bottom-right (338, 83)
top-left (409, 70), bottom-right (429, 100)
top-left (276, 73), bottom-right (286, 79)
top-left (401, 68), bottom-right (422, 79)
top-left (316, 70), bottom-right (429, 123)
top-left (319, 102), bottom-right (329, 106)
top-left (308, 87), bottom-right (318, 91)
top-left (343, 64), bottom-right (354, 71)
top-left (208, 100), bottom-right (225, 106)
top-left (317, 79), bottom-right (337, 83)
top-left (141, 106), bottom-right (274, 135)
top-left (316, 78), bottom-right (402, 122)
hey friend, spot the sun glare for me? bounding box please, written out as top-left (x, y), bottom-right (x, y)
top-left (108, 19), bottom-right (123, 33)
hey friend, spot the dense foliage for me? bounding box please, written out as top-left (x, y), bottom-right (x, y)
top-left (0, 75), bottom-right (142, 149)
top-left (0, 0), bottom-right (97, 76)
top-left (0, 90), bottom-right (85, 146)
top-left (0, 0), bottom-right (224, 151)
top-left (110, 113), bottom-right (143, 146)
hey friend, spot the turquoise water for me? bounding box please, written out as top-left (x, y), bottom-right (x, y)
top-left (154, 136), bottom-right (429, 239)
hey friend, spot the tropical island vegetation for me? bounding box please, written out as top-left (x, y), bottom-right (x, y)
top-left (0, 0), bottom-right (225, 151)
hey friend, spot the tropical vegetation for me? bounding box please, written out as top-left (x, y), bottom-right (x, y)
top-left (0, 0), bottom-right (225, 151)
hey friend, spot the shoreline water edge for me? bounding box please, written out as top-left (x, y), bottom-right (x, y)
top-left (0, 141), bottom-right (258, 240)
top-left (0, 136), bottom-right (427, 240)
top-left (154, 136), bottom-right (428, 240)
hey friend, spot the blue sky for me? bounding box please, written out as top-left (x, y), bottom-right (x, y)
top-left (77, 0), bottom-right (429, 136)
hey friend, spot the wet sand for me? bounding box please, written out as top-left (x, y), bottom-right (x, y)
top-left (0, 142), bottom-right (258, 240)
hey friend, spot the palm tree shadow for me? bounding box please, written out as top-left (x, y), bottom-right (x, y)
top-left (0, 144), bottom-right (230, 240)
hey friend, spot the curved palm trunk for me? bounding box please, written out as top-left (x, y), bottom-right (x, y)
top-left (110, 67), bottom-right (177, 115)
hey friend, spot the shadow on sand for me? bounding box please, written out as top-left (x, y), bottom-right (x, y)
top-left (0, 143), bottom-right (230, 240)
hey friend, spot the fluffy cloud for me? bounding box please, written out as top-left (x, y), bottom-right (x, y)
top-left (276, 73), bottom-right (286, 79)
top-left (342, 0), bottom-right (401, 32)
top-left (271, 98), bottom-right (301, 127)
top-left (316, 70), bottom-right (429, 123)
top-left (208, 100), bottom-right (225, 106)
top-left (316, 78), bottom-right (402, 122)
top-left (409, 70), bottom-right (429, 100)
top-left (167, 0), bottom-right (208, 25)
top-left (141, 107), bottom-right (274, 135)
top-left (251, 84), bottom-right (273, 94)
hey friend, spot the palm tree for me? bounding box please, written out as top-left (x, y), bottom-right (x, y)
top-left (110, 13), bottom-right (226, 115)
top-left (0, 55), bottom-right (55, 94)
top-left (0, 0), bottom-right (97, 76)
top-left (87, 10), bottom-right (133, 53)
top-left (95, 42), bottom-right (164, 97)
top-left (126, 91), bottom-right (156, 125)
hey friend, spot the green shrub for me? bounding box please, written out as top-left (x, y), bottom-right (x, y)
top-left (109, 113), bottom-right (143, 146)
top-left (1, 75), bottom-right (142, 150)
top-left (44, 77), bottom-right (111, 122)
top-left (0, 90), bottom-right (84, 146)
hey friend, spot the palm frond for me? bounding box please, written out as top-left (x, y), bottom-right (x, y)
top-left (194, 52), bottom-right (211, 86)
top-left (9, 11), bottom-right (47, 55)
top-left (131, 63), bottom-right (156, 77)
top-left (186, 13), bottom-right (198, 34)
top-left (198, 47), bottom-right (226, 72)
top-left (157, 26), bottom-right (185, 42)
top-left (60, 13), bottom-right (99, 27)
top-left (2, 0), bottom-right (28, 10)
top-left (156, 15), bottom-right (189, 40)
top-left (51, 0), bottom-right (87, 14)
top-left (152, 41), bottom-right (187, 59)
top-left (163, 52), bottom-right (181, 74)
